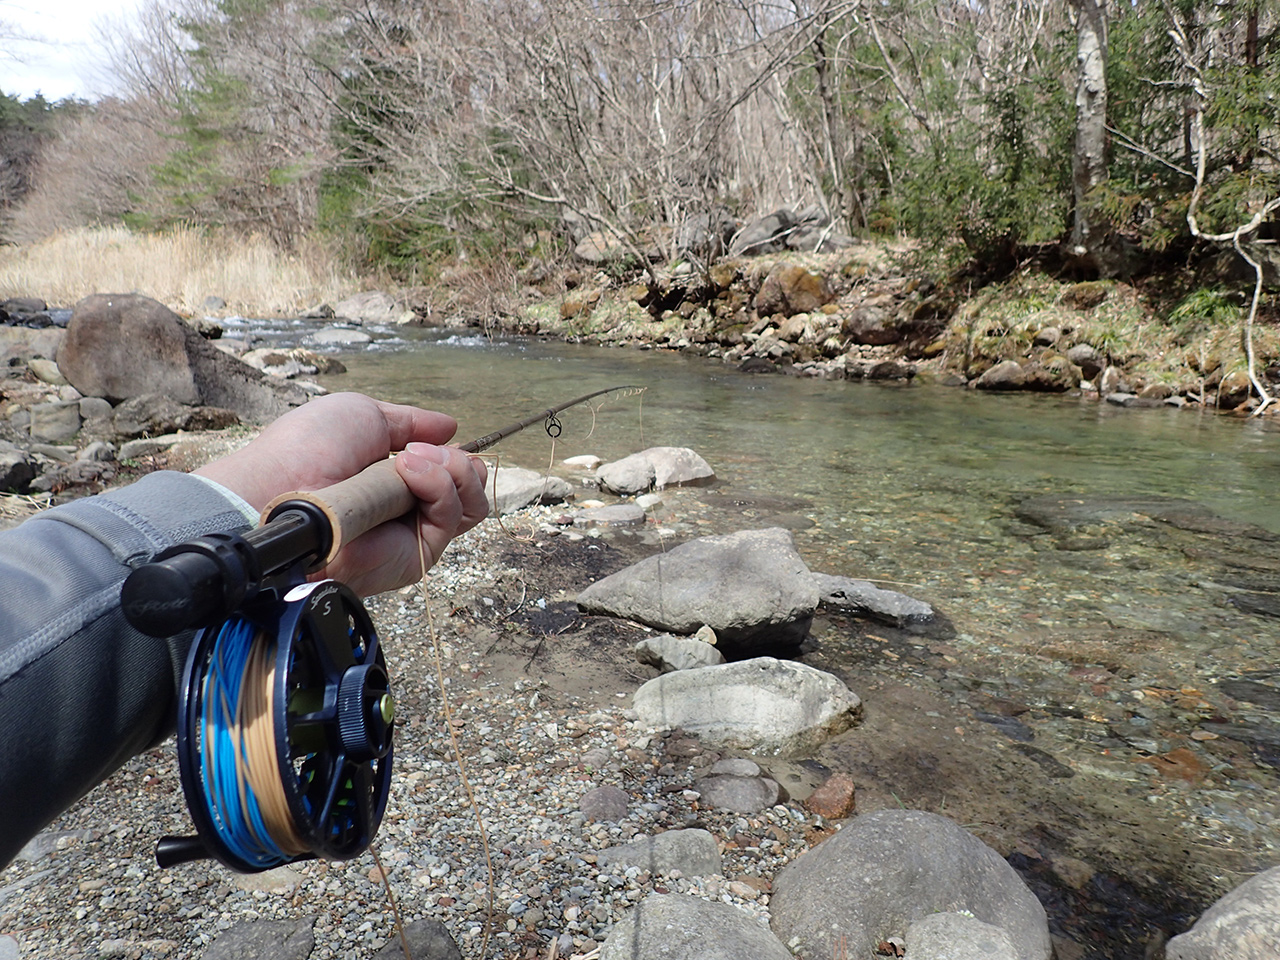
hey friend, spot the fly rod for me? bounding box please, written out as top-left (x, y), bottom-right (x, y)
top-left (122, 385), bottom-right (642, 638)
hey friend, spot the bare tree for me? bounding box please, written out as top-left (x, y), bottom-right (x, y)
top-left (1165, 0), bottom-right (1280, 415)
top-left (1066, 0), bottom-right (1110, 271)
top-left (5, 97), bottom-right (169, 243)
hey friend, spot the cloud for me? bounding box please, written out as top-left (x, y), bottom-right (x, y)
top-left (0, 0), bottom-right (140, 100)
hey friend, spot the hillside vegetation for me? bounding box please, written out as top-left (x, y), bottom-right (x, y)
top-left (0, 1), bottom-right (1276, 405)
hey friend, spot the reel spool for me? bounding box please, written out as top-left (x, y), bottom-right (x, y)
top-left (156, 580), bottom-right (394, 873)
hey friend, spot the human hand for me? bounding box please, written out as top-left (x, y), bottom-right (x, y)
top-left (194, 392), bottom-right (488, 595)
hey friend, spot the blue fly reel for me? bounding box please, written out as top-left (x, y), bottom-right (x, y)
top-left (156, 580), bottom-right (394, 873)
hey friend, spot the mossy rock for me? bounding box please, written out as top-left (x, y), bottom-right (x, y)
top-left (709, 262), bottom-right (741, 289)
top-left (1061, 281), bottom-right (1112, 310)
top-left (521, 302), bottom-right (560, 329)
top-left (586, 299), bottom-right (653, 339)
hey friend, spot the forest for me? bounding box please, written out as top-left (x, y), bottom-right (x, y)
top-left (1, 1), bottom-right (1276, 321)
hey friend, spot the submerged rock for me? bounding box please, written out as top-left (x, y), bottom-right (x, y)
top-left (811, 573), bottom-right (934, 626)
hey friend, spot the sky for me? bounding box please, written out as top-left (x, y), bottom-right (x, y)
top-left (0, 0), bottom-right (143, 101)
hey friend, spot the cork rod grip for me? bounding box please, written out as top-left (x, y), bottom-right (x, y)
top-left (261, 457), bottom-right (416, 566)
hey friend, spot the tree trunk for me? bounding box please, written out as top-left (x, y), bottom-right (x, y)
top-left (1067, 0), bottom-right (1109, 271)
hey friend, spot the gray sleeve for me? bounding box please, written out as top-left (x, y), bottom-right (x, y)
top-left (0, 471), bottom-right (254, 867)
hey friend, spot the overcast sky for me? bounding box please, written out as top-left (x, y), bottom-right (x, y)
top-left (0, 0), bottom-right (142, 101)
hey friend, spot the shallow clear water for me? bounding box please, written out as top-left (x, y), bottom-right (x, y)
top-left (304, 327), bottom-right (1280, 696)
top-left (316, 328), bottom-right (1280, 548)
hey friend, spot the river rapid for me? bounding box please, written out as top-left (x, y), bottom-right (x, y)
top-left (293, 325), bottom-right (1280, 953)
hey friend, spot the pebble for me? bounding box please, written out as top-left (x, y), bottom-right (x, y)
top-left (580, 785), bottom-right (631, 822)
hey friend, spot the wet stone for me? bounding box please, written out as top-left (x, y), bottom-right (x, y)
top-left (1011, 744), bottom-right (1075, 779)
top-left (1217, 679), bottom-right (1280, 711)
top-left (1228, 593), bottom-right (1280, 619)
top-left (576, 503), bottom-right (646, 526)
top-left (976, 713), bottom-right (1035, 743)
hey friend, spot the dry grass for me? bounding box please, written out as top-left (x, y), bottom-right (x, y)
top-left (0, 226), bottom-right (361, 317)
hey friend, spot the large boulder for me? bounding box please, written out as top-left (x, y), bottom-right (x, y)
top-left (770, 809), bottom-right (1052, 960)
top-left (332, 291), bottom-right (408, 325)
top-left (632, 657), bottom-right (861, 756)
top-left (576, 527), bottom-right (818, 653)
top-left (57, 294), bottom-right (307, 421)
top-left (1166, 865), bottom-right (1280, 960)
top-left (675, 209), bottom-right (736, 258)
top-left (601, 894), bottom-right (793, 960)
top-left (730, 209), bottom-right (796, 257)
top-left (842, 294), bottom-right (902, 345)
top-left (788, 223), bottom-right (854, 254)
top-left (973, 359), bottom-right (1027, 390)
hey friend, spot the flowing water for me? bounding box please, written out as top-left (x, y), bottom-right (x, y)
top-left (273, 323), bottom-right (1280, 951)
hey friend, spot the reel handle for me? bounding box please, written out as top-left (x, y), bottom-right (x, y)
top-left (155, 834), bottom-right (211, 869)
top-left (262, 458), bottom-right (415, 567)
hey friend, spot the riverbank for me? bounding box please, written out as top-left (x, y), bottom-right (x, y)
top-left (4, 414), bottom-right (1280, 959)
top-left (0, 484), bottom-right (1201, 960)
top-left (476, 246), bottom-right (1280, 418)
top-left (2, 228), bottom-right (1277, 417)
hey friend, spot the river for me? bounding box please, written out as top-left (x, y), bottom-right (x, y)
top-left (289, 325), bottom-right (1280, 953)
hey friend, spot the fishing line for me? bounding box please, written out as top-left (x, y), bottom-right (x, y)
top-left (197, 617), bottom-right (306, 869)
top-left (416, 518), bottom-right (497, 959)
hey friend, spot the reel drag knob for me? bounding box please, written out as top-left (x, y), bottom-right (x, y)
top-left (337, 662), bottom-right (395, 763)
